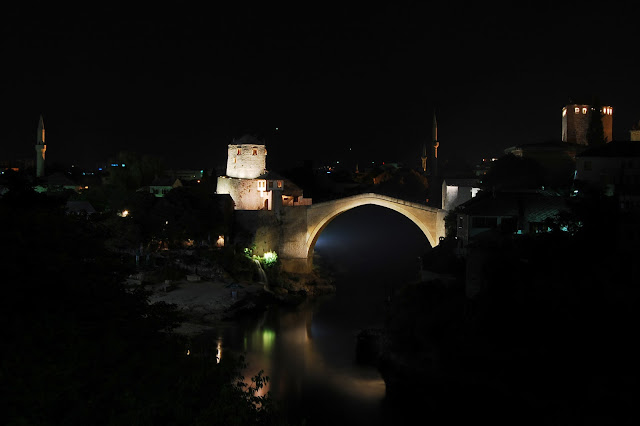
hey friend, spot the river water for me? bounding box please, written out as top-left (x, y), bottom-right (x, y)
top-left (197, 205), bottom-right (430, 425)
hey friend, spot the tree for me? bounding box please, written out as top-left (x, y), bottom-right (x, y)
top-left (0, 185), bottom-right (287, 426)
top-left (586, 96), bottom-right (606, 146)
top-left (481, 154), bottom-right (545, 190)
top-left (109, 151), bottom-right (166, 190)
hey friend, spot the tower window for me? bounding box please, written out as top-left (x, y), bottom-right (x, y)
top-left (277, 181), bottom-right (282, 188)
top-left (237, 149), bottom-right (242, 155)
top-left (582, 108), bottom-right (587, 114)
top-left (253, 149), bottom-right (258, 155)
top-left (575, 107), bottom-right (580, 113)
top-left (562, 109), bottom-right (566, 117)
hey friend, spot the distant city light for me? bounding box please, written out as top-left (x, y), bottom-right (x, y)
top-left (98, 167), bottom-right (102, 171)
top-left (121, 163), bottom-right (125, 167)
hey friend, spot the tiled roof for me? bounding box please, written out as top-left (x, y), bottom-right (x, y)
top-left (66, 200), bottom-right (96, 214)
top-left (443, 178), bottom-right (480, 187)
top-left (150, 177), bottom-right (180, 186)
top-left (458, 190), bottom-right (567, 221)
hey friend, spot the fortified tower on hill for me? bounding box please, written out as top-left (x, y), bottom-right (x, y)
top-left (562, 102), bottom-right (613, 145)
top-left (35, 115), bottom-right (46, 178)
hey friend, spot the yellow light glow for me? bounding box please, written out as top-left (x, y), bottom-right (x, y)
top-left (121, 210), bottom-right (129, 217)
top-left (582, 108), bottom-right (587, 114)
top-left (84, 186), bottom-right (89, 189)
top-left (186, 349), bottom-right (190, 356)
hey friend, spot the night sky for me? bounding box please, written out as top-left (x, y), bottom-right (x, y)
top-left (2, 4), bottom-right (639, 172)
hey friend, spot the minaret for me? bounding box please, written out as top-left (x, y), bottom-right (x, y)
top-left (421, 139), bottom-right (428, 173)
top-left (430, 111), bottom-right (439, 176)
top-left (35, 115), bottom-right (46, 178)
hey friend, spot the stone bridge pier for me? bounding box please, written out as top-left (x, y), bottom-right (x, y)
top-left (276, 193), bottom-right (447, 273)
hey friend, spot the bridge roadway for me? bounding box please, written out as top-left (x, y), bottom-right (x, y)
top-left (278, 192), bottom-right (447, 273)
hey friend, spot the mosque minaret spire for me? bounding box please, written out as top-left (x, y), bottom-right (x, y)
top-left (35, 114), bottom-right (46, 178)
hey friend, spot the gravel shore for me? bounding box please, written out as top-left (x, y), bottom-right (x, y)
top-left (147, 278), bottom-right (267, 335)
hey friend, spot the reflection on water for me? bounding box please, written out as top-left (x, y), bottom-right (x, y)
top-left (207, 298), bottom-right (387, 425)
top-left (200, 205), bottom-right (430, 424)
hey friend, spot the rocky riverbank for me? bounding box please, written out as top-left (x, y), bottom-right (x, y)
top-left (146, 270), bottom-right (335, 336)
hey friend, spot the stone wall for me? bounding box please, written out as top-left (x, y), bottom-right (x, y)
top-left (234, 210), bottom-right (281, 256)
top-left (226, 144), bottom-right (267, 179)
top-left (217, 176), bottom-right (273, 210)
top-left (563, 104), bottom-right (613, 144)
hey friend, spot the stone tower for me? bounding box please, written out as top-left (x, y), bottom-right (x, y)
top-left (225, 134), bottom-right (267, 179)
top-left (35, 115), bottom-right (46, 178)
top-left (562, 102), bottom-right (613, 145)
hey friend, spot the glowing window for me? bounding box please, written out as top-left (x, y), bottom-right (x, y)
top-left (582, 108), bottom-right (587, 114)
top-left (277, 181), bottom-right (282, 188)
top-left (237, 149), bottom-right (242, 155)
top-left (253, 149), bottom-right (257, 155)
top-left (575, 107), bottom-right (580, 113)
top-left (562, 109), bottom-right (566, 117)
top-left (233, 158), bottom-right (236, 164)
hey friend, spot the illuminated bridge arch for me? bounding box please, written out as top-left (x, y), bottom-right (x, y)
top-left (279, 193), bottom-right (447, 273)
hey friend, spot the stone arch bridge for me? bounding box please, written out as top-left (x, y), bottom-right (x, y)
top-left (275, 193), bottom-right (447, 273)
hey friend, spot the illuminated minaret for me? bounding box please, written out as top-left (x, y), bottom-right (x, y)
top-left (430, 111), bottom-right (439, 176)
top-left (35, 115), bottom-right (46, 178)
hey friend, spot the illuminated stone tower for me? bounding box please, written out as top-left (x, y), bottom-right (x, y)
top-left (35, 115), bottom-right (46, 178)
top-left (225, 134), bottom-right (267, 179)
top-left (562, 102), bottom-right (613, 145)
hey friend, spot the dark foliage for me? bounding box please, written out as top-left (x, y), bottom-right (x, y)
top-left (383, 191), bottom-right (639, 424)
top-left (0, 187), bottom-right (287, 425)
top-left (481, 153), bottom-right (545, 190)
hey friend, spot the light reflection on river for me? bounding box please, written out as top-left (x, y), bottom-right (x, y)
top-left (202, 205), bottom-right (430, 425)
